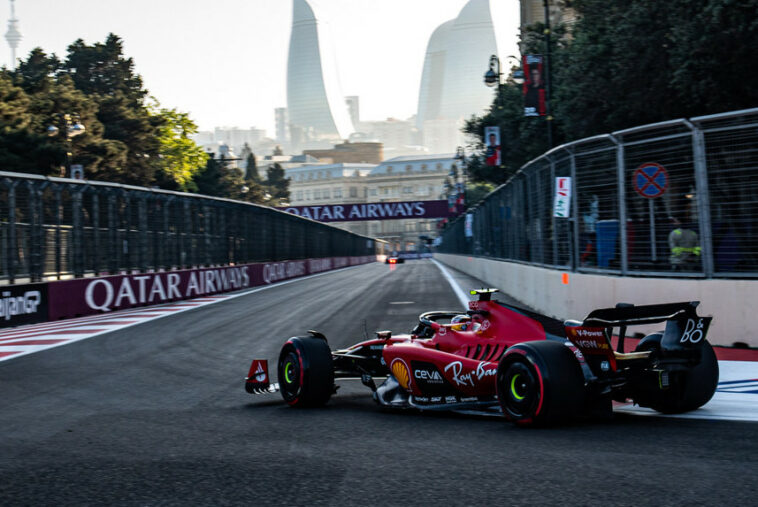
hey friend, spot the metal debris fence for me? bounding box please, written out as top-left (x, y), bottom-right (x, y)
top-left (0, 173), bottom-right (376, 284)
top-left (439, 108), bottom-right (758, 278)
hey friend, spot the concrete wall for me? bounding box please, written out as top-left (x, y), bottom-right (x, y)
top-left (435, 254), bottom-right (757, 347)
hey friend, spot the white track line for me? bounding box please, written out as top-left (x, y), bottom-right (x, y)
top-left (431, 258), bottom-right (470, 308)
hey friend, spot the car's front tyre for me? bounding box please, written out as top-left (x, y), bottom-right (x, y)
top-left (278, 336), bottom-right (334, 407)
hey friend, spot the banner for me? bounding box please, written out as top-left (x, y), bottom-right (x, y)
top-left (278, 200), bottom-right (451, 222)
top-left (484, 126), bottom-right (501, 167)
top-left (553, 177), bottom-right (572, 218)
top-left (0, 283), bottom-right (48, 328)
top-left (47, 256), bottom-right (376, 321)
top-left (523, 55), bottom-right (546, 117)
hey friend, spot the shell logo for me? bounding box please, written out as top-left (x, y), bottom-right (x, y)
top-left (391, 359), bottom-right (411, 391)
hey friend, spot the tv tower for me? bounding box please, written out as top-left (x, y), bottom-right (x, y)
top-left (5, 0), bottom-right (21, 70)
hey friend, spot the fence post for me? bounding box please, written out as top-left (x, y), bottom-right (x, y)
top-left (72, 185), bottom-right (84, 278)
top-left (183, 199), bottom-right (192, 267)
top-left (92, 190), bottom-right (100, 276)
top-left (203, 204), bottom-right (212, 266)
top-left (138, 195), bottom-right (148, 272)
top-left (611, 135), bottom-right (629, 275)
top-left (27, 180), bottom-right (42, 282)
top-left (570, 149), bottom-right (579, 271)
top-left (107, 190), bottom-right (117, 274)
top-left (550, 157), bottom-right (558, 267)
top-left (684, 120), bottom-right (714, 278)
top-left (163, 196), bottom-right (171, 270)
top-left (55, 186), bottom-right (62, 279)
top-left (7, 180), bottom-right (17, 284)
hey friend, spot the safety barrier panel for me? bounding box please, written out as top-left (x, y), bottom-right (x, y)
top-left (0, 255), bottom-right (376, 328)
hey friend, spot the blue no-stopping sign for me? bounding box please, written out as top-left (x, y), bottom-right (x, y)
top-left (633, 162), bottom-right (669, 198)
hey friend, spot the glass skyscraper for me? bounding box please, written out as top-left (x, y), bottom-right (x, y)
top-left (287, 0), bottom-right (354, 148)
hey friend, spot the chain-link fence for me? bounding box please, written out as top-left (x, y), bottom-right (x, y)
top-left (0, 172), bottom-right (376, 284)
top-left (439, 108), bottom-right (758, 278)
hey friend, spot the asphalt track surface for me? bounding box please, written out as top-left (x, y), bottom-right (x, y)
top-left (1, 260), bottom-right (755, 506)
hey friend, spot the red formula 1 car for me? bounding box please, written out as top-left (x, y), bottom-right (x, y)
top-left (245, 289), bottom-right (719, 426)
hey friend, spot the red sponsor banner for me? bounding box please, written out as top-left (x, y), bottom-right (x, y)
top-left (277, 200), bottom-right (451, 222)
top-left (47, 256), bottom-right (376, 321)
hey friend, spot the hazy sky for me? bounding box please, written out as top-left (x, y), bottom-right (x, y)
top-left (3, 0), bottom-right (519, 135)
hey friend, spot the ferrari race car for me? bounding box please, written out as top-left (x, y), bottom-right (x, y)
top-left (245, 289), bottom-right (719, 426)
top-left (385, 251), bottom-right (405, 264)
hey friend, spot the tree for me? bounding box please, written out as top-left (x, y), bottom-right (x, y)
top-left (265, 163), bottom-right (290, 204)
top-left (244, 152), bottom-right (259, 182)
top-left (554, 0), bottom-right (758, 139)
top-left (62, 34), bottom-right (163, 185)
top-left (463, 0), bottom-right (758, 186)
top-left (12, 48), bottom-right (60, 94)
top-left (151, 106), bottom-right (208, 191)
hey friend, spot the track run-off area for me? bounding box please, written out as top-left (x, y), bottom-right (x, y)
top-left (1, 259), bottom-right (756, 505)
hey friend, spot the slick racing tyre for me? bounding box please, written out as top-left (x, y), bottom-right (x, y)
top-left (497, 341), bottom-right (586, 427)
top-left (634, 333), bottom-right (719, 413)
top-left (278, 336), bottom-right (334, 407)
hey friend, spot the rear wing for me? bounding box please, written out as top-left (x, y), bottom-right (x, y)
top-left (581, 301), bottom-right (702, 327)
top-left (565, 301), bottom-right (712, 375)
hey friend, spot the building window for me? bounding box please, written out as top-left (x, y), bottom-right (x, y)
top-left (405, 222), bottom-right (416, 232)
top-left (436, 163), bottom-right (443, 171)
top-left (349, 187), bottom-right (358, 198)
top-left (402, 186), bottom-right (413, 194)
top-left (406, 165), bottom-right (412, 173)
top-left (323, 189), bottom-right (330, 199)
top-left (381, 187), bottom-right (390, 195)
top-left (296, 191), bottom-right (303, 201)
top-left (314, 189), bottom-right (321, 199)
top-left (305, 190), bottom-right (311, 200)
top-left (386, 166), bottom-right (393, 174)
top-left (334, 188), bottom-right (343, 198)
top-left (421, 164), bottom-right (427, 171)
top-left (369, 188), bottom-right (377, 196)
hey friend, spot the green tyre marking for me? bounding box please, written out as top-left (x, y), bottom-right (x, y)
top-left (510, 373), bottom-right (525, 400)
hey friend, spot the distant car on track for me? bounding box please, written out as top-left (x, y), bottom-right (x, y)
top-left (245, 289), bottom-right (719, 426)
top-left (385, 251), bottom-right (404, 264)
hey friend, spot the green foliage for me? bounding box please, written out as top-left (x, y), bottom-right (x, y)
top-left (0, 34), bottom-right (214, 197)
top-left (244, 152), bottom-right (259, 182)
top-left (265, 163), bottom-right (290, 205)
top-left (466, 181), bottom-right (496, 207)
top-left (152, 105), bottom-right (208, 191)
top-left (465, 0), bottom-right (758, 185)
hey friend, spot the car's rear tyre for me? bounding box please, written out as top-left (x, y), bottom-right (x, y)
top-left (634, 333), bottom-right (719, 413)
top-left (497, 341), bottom-right (586, 426)
top-left (278, 336), bottom-right (334, 407)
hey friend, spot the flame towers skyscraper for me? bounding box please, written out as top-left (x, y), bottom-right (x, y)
top-left (417, 0), bottom-right (508, 152)
top-left (287, 0), bottom-right (354, 150)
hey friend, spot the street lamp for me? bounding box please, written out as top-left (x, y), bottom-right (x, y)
top-left (542, 0), bottom-right (554, 148)
top-left (483, 55), bottom-right (501, 88)
top-left (47, 113), bottom-right (85, 178)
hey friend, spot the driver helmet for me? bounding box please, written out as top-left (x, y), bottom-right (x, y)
top-left (450, 314), bottom-right (472, 331)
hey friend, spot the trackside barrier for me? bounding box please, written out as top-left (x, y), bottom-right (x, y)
top-left (439, 108), bottom-right (758, 279)
top-left (0, 171), bottom-right (377, 284)
top-left (0, 255), bottom-right (376, 327)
